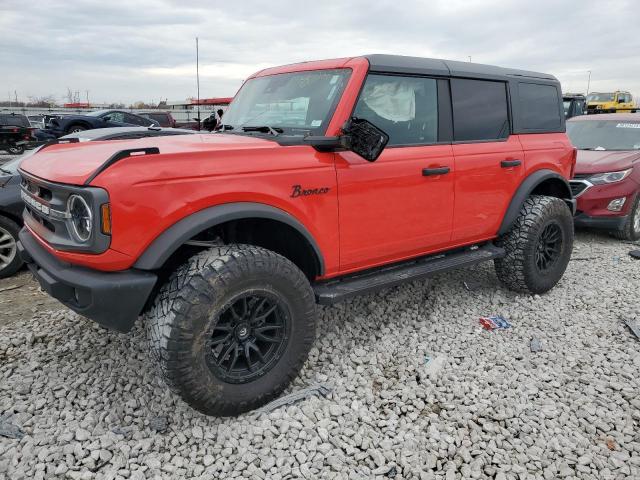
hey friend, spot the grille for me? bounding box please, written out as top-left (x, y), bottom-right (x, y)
top-left (570, 180), bottom-right (590, 197)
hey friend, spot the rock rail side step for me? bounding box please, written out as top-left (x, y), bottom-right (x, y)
top-left (313, 243), bottom-right (505, 305)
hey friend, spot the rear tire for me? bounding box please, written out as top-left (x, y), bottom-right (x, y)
top-left (0, 216), bottom-right (23, 279)
top-left (495, 195), bottom-right (574, 294)
top-left (145, 244), bottom-right (316, 416)
top-left (7, 145), bottom-right (24, 155)
top-left (611, 195), bottom-right (640, 241)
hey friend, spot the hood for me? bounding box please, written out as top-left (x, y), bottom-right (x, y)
top-left (19, 133), bottom-right (278, 185)
top-left (574, 149), bottom-right (640, 175)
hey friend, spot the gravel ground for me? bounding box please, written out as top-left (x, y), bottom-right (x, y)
top-left (1, 231), bottom-right (639, 480)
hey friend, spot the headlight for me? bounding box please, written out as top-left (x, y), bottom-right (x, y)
top-left (589, 169), bottom-right (632, 185)
top-left (68, 194), bottom-right (93, 242)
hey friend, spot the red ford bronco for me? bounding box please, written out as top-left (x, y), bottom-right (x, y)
top-left (17, 55), bottom-right (576, 416)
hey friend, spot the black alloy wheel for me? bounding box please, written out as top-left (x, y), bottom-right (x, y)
top-left (205, 291), bottom-right (290, 384)
top-left (535, 222), bottom-right (563, 273)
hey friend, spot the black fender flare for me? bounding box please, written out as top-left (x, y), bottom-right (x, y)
top-left (498, 169), bottom-right (573, 236)
top-left (134, 202), bottom-right (325, 274)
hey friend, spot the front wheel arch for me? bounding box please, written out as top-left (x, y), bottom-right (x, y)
top-left (498, 170), bottom-right (573, 236)
top-left (134, 203), bottom-right (325, 278)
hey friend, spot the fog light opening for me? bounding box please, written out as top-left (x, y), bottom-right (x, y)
top-left (607, 197), bottom-right (626, 212)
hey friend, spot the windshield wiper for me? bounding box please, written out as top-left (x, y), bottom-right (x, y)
top-left (216, 124), bottom-right (234, 132)
top-left (242, 126), bottom-right (283, 136)
top-left (581, 147), bottom-right (607, 151)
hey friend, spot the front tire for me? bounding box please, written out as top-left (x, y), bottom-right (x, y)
top-left (66, 124), bottom-right (87, 134)
top-left (495, 195), bottom-right (574, 294)
top-left (145, 244), bottom-right (316, 416)
top-left (611, 194), bottom-right (640, 241)
top-left (0, 216), bottom-right (23, 278)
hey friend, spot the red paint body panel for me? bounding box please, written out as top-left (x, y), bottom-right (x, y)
top-left (335, 145), bottom-right (455, 270)
top-left (451, 136), bottom-right (524, 242)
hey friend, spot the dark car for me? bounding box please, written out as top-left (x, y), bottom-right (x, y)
top-left (46, 110), bottom-right (159, 137)
top-left (563, 94), bottom-right (586, 119)
top-left (59, 126), bottom-right (196, 141)
top-left (138, 111), bottom-right (176, 128)
top-left (0, 126), bottom-right (196, 277)
top-left (0, 113), bottom-right (34, 155)
top-left (0, 157), bottom-right (24, 277)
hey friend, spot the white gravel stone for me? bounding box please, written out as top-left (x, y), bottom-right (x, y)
top-left (1, 232), bottom-right (639, 479)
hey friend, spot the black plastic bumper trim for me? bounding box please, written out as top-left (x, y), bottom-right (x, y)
top-left (574, 213), bottom-right (628, 230)
top-left (18, 228), bottom-right (157, 332)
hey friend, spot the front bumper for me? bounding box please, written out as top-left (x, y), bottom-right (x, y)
top-left (573, 212), bottom-right (628, 230)
top-left (18, 228), bottom-right (157, 332)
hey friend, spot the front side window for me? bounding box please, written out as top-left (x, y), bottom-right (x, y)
top-left (451, 79), bottom-right (509, 142)
top-left (222, 69), bottom-right (351, 135)
top-left (353, 74), bottom-right (438, 146)
top-left (105, 111), bottom-right (124, 123)
top-left (567, 120), bottom-right (640, 151)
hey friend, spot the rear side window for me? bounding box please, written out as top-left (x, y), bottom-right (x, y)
top-left (519, 83), bottom-right (562, 130)
top-left (353, 74), bottom-right (438, 146)
top-left (451, 79), bottom-right (509, 142)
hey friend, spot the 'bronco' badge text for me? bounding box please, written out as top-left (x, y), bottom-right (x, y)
top-left (290, 185), bottom-right (330, 198)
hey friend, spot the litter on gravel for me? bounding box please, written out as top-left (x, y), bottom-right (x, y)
top-left (479, 315), bottom-right (512, 330)
top-left (255, 383), bottom-right (332, 414)
top-left (629, 250), bottom-right (640, 260)
top-left (424, 355), bottom-right (447, 379)
top-left (625, 319), bottom-right (640, 340)
top-left (0, 415), bottom-right (24, 439)
top-left (530, 337), bottom-right (543, 352)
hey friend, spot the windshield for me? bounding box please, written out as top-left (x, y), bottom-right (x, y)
top-left (222, 69), bottom-right (351, 135)
top-left (0, 114), bottom-right (30, 127)
top-left (586, 93), bottom-right (614, 103)
top-left (567, 120), bottom-right (640, 150)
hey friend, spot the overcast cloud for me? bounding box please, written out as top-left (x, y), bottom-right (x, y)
top-left (1, 0), bottom-right (639, 104)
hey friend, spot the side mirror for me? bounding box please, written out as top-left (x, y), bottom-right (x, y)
top-left (102, 115), bottom-right (111, 122)
top-left (342, 117), bottom-right (389, 162)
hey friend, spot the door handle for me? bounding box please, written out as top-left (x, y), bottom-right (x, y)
top-left (422, 166), bottom-right (450, 176)
top-left (501, 159), bottom-right (522, 168)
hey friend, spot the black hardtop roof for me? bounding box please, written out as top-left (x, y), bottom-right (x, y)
top-left (364, 54), bottom-right (558, 83)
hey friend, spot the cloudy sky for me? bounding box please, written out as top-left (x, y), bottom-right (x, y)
top-left (1, 0), bottom-right (639, 104)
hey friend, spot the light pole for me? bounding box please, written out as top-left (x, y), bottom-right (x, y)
top-left (586, 70), bottom-right (591, 96)
top-left (196, 37), bottom-right (201, 131)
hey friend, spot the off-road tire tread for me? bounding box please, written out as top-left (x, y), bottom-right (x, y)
top-left (495, 195), bottom-right (573, 294)
top-left (145, 244), bottom-right (316, 416)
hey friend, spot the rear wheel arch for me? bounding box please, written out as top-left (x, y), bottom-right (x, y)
top-left (498, 170), bottom-right (572, 236)
top-left (134, 202), bottom-right (325, 280)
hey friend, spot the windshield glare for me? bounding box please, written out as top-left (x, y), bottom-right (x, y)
top-left (222, 69), bottom-right (351, 135)
top-left (567, 120), bottom-right (640, 150)
top-left (586, 93), bottom-right (614, 102)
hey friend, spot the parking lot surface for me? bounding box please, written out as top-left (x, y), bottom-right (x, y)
top-left (0, 231), bottom-right (639, 479)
